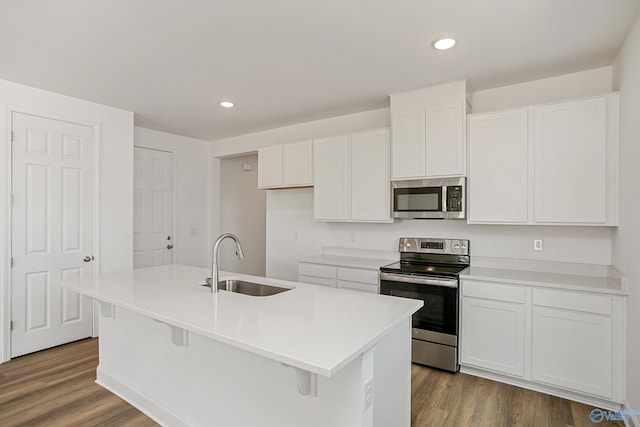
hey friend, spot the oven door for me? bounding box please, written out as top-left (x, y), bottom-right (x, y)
top-left (379, 272), bottom-right (458, 337)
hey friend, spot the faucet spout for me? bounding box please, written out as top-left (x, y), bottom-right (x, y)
top-left (210, 233), bottom-right (244, 293)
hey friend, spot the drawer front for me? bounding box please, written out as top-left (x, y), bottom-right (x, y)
top-left (298, 275), bottom-right (336, 287)
top-left (337, 279), bottom-right (378, 294)
top-left (337, 267), bottom-right (379, 285)
top-left (461, 280), bottom-right (526, 304)
top-left (532, 288), bottom-right (612, 315)
top-left (298, 263), bottom-right (337, 279)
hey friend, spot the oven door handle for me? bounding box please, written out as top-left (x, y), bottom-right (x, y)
top-left (379, 272), bottom-right (458, 288)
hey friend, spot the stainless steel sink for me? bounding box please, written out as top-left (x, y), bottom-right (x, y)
top-left (203, 279), bottom-right (291, 296)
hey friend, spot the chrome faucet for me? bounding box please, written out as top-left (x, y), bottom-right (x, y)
top-left (210, 233), bottom-right (245, 293)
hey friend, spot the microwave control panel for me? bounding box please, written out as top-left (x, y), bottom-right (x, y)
top-left (446, 186), bottom-right (463, 212)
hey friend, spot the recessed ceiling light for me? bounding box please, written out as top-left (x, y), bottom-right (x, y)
top-left (220, 101), bottom-right (235, 108)
top-left (432, 37), bottom-right (456, 50)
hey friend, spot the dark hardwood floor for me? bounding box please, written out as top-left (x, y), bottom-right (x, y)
top-left (0, 338), bottom-right (623, 426)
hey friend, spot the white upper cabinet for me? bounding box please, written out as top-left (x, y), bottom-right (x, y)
top-left (258, 145), bottom-right (283, 188)
top-left (467, 93), bottom-right (618, 226)
top-left (283, 140), bottom-right (313, 187)
top-left (391, 80), bottom-right (469, 180)
top-left (425, 101), bottom-right (465, 177)
top-left (468, 109), bottom-right (529, 223)
top-left (534, 97), bottom-right (608, 224)
top-left (258, 140), bottom-right (313, 189)
top-left (314, 135), bottom-right (351, 221)
top-left (391, 109), bottom-right (425, 179)
top-left (314, 129), bottom-right (392, 223)
top-left (351, 129), bottom-right (391, 222)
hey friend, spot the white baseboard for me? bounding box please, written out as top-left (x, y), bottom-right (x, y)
top-left (96, 365), bottom-right (193, 427)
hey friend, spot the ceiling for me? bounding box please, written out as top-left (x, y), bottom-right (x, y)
top-left (1, 0), bottom-right (639, 141)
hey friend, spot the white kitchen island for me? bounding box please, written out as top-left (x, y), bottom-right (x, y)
top-left (58, 264), bottom-right (422, 427)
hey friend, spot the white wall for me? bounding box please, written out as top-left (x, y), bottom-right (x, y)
top-left (472, 66), bottom-right (613, 112)
top-left (266, 188), bottom-right (612, 281)
top-left (612, 13), bottom-right (640, 419)
top-left (219, 154), bottom-right (266, 276)
top-left (134, 127), bottom-right (211, 268)
top-left (0, 78), bottom-right (134, 362)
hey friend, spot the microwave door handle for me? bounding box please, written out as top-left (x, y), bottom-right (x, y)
top-left (442, 185), bottom-right (448, 212)
top-left (380, 272), bottom-right (458, 288)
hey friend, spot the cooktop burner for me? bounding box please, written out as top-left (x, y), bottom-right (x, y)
top-left (380, 261), bottom-right (469, 277)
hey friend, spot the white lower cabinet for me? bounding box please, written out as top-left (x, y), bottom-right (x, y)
top-left (298, 262), bottom-right (379, 293)
top-left (460, 278), bottom-right (624, 406)
top-left (531, 307), bottom-right (612, 398)
top-left (461, 297), bottom-right (525, 377)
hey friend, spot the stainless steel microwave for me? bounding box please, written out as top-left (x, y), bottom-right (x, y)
top-left (392, 177), bottom-right (466, 219)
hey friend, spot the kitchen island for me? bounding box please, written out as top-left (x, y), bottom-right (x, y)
top-left (58, 264), bottom-right (422, 427)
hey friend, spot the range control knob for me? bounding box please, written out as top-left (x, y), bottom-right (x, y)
top-left (405, 242), bottom-right (412, 248)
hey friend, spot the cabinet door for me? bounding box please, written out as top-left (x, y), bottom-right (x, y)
top-left (313, 135), bottom-right (350, 220)
top-left (534, 97), bottom-right (608, 223)
top-left (351, 129), bottom-right (391, 222)
top-left (468, 109), bottom-right (529, 223)
top-left (283, 140), bottom-right (313, 187)
top-left (425, 101), bottom-right (465, 177)
top-left (258, 145), bottom-right (283, 188)
top-left (531, 307), bottom-right (612, 398)
top-left (460, 297), bottom-right (525, 377)
top-left (336, 280), bottom-right (378, 293)
top-left (391, 109), bottom-right (425, 179)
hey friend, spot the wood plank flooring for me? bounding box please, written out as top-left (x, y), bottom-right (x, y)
top-left (0, 338), bottom-right (624, 426)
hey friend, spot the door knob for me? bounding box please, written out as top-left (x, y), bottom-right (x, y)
top-left (83, 256), bottom-right (91, 262)
top-left (167, 244), bottom-right (174, 249)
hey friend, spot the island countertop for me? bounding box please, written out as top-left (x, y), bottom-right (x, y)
top-left (58, 264), bottom-right (422, 377)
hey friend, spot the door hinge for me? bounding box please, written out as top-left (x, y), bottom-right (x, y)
top-left (10, 321), bottom-right (13, 331)
top-left (11, 194), bottom-right (14, 205)
top-left (10, 131), bottom-right (14, 142)
top-left (10, 257), bottom-right (13, 268)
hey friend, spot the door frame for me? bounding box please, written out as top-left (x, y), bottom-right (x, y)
top-left (133, 145), bottom-right (178, 265)
top-left (1, 105), bottom-right (102, 363)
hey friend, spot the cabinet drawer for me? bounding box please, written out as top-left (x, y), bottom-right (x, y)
top-left (298, 275), bottom-right (336, 287)
top-left (462, 280), bottom-right (525, 304)
top-left (532, 289), bottom-right (612, 315)
top-left (337, 267), bottom-right (379, 285)
top-left (298, 263), bottom-right (337, 279)
top-left (337, 280), bottom-right (378, 294)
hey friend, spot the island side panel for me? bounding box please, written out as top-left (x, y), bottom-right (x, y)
top-left (96, 307), bottom-right (414, 427)
top-left (372, 316), bottom-right (412, 427)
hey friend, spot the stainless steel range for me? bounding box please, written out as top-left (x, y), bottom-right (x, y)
top-left (380, 238), bottom-right (469, 372)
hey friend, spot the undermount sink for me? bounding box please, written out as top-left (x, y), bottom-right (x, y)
top-left (203, 279), bottom-right (291, 297)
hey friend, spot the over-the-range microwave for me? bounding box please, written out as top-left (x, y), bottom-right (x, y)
top-left (392, 177), bottom-right (466, 219)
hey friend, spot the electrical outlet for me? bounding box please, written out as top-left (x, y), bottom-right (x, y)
top-left (533, 239), bottom-right (543, 251)
top-left (293, 230), bottom-right (299, 239)
top-left (350, 232), bottom-right (356, 243)
top-left (364, 378), bottom-right (373, 409)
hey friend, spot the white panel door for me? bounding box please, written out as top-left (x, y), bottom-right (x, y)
top-left (425, 101), bottom-right (464, 177)
top-left (460, 297), bottom-right (526, 377)
top-left (468, 109), bottom-right (529, 223)
top-left (11, 112), bottom-right (94, 358)
top-left (534, 97), bottom-right (608, 223)
top-left (351, 128), bottom-right (391, 222)
top-left (532, 307), bottom-right (613, 398)
top-left (313, 135), bottom-right (350, 220)
top-left (391, 108), bottom-right (425, 179)
top-left (283, 140), bottom-right (313, 187)
top-left (257, 145), bottom-right (283, 188)
top-left (133, 147), bottom-right (174, 268)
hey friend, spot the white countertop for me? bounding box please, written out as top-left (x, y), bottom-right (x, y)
top-left (461, 266), bottom-right (627, 295)
top-left (298, 254), bottom-right (396, 270)
top-left (58, 264), bottom-right (422, 377)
